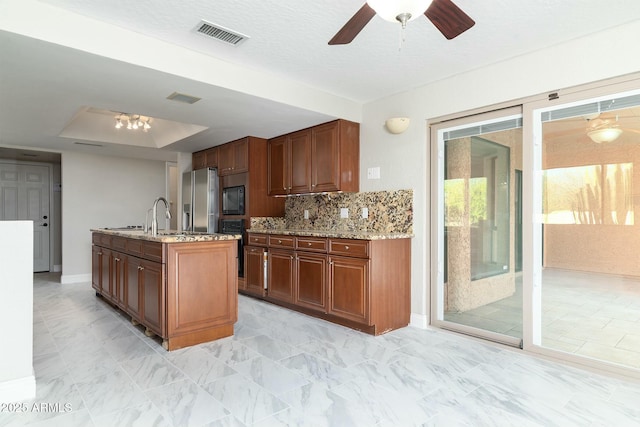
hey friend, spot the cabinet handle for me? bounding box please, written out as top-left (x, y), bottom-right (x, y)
top-left (251, 248), bottom-right (256, 252)
top-left (114, 257), bottom-right (120, 262)
top-left (98, 252), bottom-right (103, 256)
top-left (138, 266), bottom-right (144, 271)
top-left (278, 239), bottom-right (282, 244)
top-left (344, 245), bottom-right (349, 250)
top-left (307, 242), bottom-right (312, 246)
top-left (254, 238), bottom-right (258, 242)
top-left (290, 255), bottom-right (293, 260)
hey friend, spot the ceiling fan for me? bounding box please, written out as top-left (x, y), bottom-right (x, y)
top-left (329, 0), bottom-right (475, 45)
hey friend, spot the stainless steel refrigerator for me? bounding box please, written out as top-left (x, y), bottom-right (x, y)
top-left (182, 168), bottom-right (219, 233)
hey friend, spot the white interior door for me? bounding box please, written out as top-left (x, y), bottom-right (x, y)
top-left (0, 162), bottom-right (50, 272)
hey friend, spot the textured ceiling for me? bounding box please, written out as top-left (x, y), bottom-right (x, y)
top-left (2, 0), bottom-right (640, 159)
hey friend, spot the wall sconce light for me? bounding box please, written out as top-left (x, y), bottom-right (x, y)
top-left (385, 117), bottom-right (410, 134)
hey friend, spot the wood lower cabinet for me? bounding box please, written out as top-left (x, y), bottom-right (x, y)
top-left (92, 232), bottom-right (238, 350)
top-left (295, 252), bottom-right (327, 312)
top-left (267, 249), bottom-right (295, 303)
top-left (140, 258), bottom-right (165, 337)
top-left (125, 255), bottom-right (142, 322)
top-left (328, 255), bottom-right (369, 324)
top-left (247, 232), bottom-right (410, 335)
top-left (244, 245), bottom-right (266, 297)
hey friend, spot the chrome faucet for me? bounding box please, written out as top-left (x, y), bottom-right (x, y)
top-left (150, 197), bottom-right (172, 236)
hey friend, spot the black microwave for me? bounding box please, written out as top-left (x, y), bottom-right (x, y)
top-left (222, 185), bottom-right (245, 215)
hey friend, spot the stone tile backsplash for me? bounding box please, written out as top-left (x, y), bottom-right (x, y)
top-left (251, 189), bottom-right (413, 233)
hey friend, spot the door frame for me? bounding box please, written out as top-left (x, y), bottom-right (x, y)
top-left (0, 159), bottom-right (54, 272)
top-left (430, 106), bottom-right (523, 348)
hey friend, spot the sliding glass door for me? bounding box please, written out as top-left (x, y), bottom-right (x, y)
top-left (431, 107), bottom-right (523, 347)
top-left (528, 88), bottom-right (640, 371)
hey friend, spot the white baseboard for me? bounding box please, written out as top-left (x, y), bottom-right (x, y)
top-left (0, 374), bottom-right (36, 403)
top-left (410, 313), bottom-right (429, 329)
top-left (52, 264), bottom-right (62, 272)
top-left (60, 273), bottom-right (91, 284)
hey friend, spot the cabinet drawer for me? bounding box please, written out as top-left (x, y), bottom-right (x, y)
top-left (99, 234), bottom-right (112, 246)
top-left (296, 237), bottom-right (327, 253)
top-left (247, 233), bottom-right (268, 247)
top-left (268, 235), bottom-right (295, 248)
top-left (126, 238), bottom-right (144, 256)
top-left (144, 241), bottom-right (164, 263)
top-left (112, 236), bottom-right (127, 251)
top-left (328, 239), bottom-right (369, 258)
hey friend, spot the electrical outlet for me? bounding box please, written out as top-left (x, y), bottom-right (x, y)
top-left (340, 208), bottom-right (349, 218)
top-left (304, 210), bottom-right (309, 219)
top-left (362, 207), bottom-right (368, 219)
top-left (367, 167), bottom-right (380, 179)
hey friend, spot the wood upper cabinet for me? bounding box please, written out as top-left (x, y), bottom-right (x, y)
top-left (267, 135), bottom-right (288, 196)
top-left (219, 138), bottom-right (248, 175)
top-left (268, 119), bottom-right (359, 196)
top-left (192, 147), bottom-right (219, 170)
top-left (289, 130), bottom-right (312, 193)
top-left (192, 151), bottom-right (206, 170)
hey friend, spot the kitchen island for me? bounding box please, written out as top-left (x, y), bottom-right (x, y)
top-left (91, 228), bottom-right (240, 350)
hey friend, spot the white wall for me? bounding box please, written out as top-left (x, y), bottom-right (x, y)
top-left (0, 221), bottom-right (35, 402)
top-left (61, 151), bottom-right (168, 282)
top-left (360, 20), bottom-right (640, 323)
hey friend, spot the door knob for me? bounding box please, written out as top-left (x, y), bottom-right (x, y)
top-left (43, 215), bottom-right (48, 219)
top-left (43, 223), bottom-right (48, 227)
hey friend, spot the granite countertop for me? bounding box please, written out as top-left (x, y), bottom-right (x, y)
top-left (92, 228), bottom-right (241, 243)
top-left (247, 228), bottom-right (413, 240)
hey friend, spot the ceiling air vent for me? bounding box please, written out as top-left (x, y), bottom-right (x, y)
top-left (194, 20), bottom-right (249, 46)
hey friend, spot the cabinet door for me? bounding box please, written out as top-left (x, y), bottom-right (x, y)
top-left (312, 121), bottom-right (340, 192)
top-left (125, 256), bottom-right (142, 322)
top-left (232, 138), bottom-right (249, 173)
top-left (112, 253), bottom-right (126, 308)
top-left (289, 130), bottom-right (312, 194)
top-left (268, 135), bottom-right (289, 196)
top-left (219, 139), bottom-right (248, 175)
top-left (295, 252), bottom-right (327, 312)
top-left (328, 256), bottom-right (370, 324)
top-left (218, 143), bottom-right (234, 175)
top-left (92, 245), bottom-right (102, 293)
top-left (244, 246), bottom-right (266, 296)
top-left (192, 151), bottom-right (206, 170)
top-left (267, 249), bottom-right (295, 303)
top-left (205, 147), bottom-right (218, 168)
top-left (140, 259), bottom-right (166, 337)
top-left (100, 248), bottom-right (112, 299)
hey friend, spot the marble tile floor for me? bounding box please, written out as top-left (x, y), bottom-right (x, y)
top-left (3, 272), bottom-right (640, 426)
top-left (445, 268), bottom-right (640, 369)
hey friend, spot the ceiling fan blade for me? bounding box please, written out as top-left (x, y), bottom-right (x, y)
top-left (425, 0), bottom-right (475, 40)
top-left (329, 3), bottom-right (376, 45)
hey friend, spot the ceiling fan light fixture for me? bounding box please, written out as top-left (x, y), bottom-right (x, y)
top-left (587, 127), bottom-right (622, 143)
top-left (367, 0), bottom-right (431, 24)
